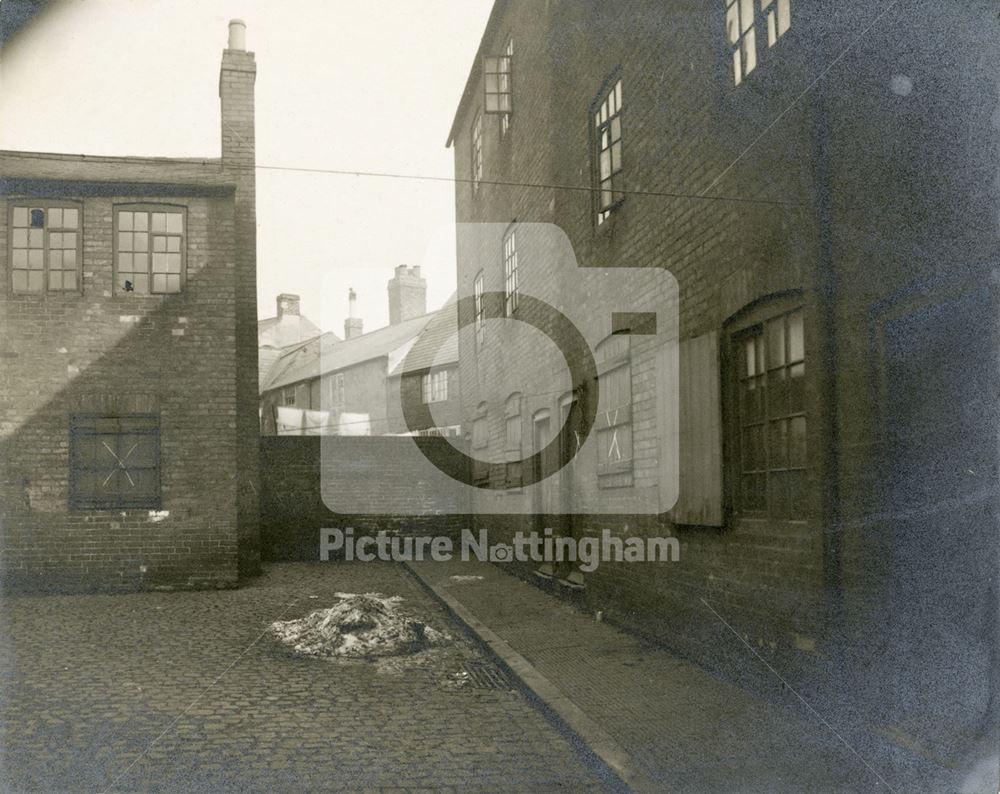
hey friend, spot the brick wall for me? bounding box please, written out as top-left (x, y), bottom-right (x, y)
top-left (447, 0), bottom-right (1000, 757)
top-left (220, 44), bottom-right (261, 577)
top-left (259, 436), bottom-right (471, 560)
top-left (0, 182), bottom-right (241, 592)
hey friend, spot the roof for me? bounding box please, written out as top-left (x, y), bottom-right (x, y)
top-left (258, 313), bottom-right (325, 349)
top-left (446, 0), bottom-right (507, 147)
top-left (389, 301), bottom-right (459, 376)
top-left (0, 150), bottom-right (235, 197)
top-left (262, 304), bottom-right (458, 393)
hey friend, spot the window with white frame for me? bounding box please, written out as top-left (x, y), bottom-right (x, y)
top-left (422, 370), bottom-right (448, 404)
top-left (503, 228), bottom-right (519, 316)
top-left (504, 393), bottom-right (523, 489)
top-left (485, 39), bottom-right (514, 135)
top-left (473, 270), bottom-right (486, 349)
top-left (10, 204), bottom-right (81, 293)
top-left (726, 0), bottom-right (791, 86)
top-left (115, 206), bottom-right (185, 294)
top-left (593, 77), bottom-right (624, 225)
top-left (595, 334), bottom-right (633, 487)
top-left (471, 112), bottom-right (483, 193)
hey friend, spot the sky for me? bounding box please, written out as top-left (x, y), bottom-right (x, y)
top-left (0, 0), bottom-right (494, 333)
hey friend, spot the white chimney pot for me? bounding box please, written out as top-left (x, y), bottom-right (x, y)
top-left (228, 19), bottom-right (246, 51)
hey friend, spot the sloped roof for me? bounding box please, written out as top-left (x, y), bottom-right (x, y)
top-left (257, 313), bottom-right (324, 349)
top-left (263, 306), bottom-right (456, 393)
top-left (389, 301), bottom-right (459, 376)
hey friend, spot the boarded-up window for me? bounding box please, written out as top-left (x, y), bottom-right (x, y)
top-left (595, 335), bottom-right (633, 488)
top-left (671, 332), bottom-right (723, 525)
top-left (70, 414), bottom-right (160, 509)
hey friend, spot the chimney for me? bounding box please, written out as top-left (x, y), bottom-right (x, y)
top-left (344, 288), bottom-right (364, 340)
top-left (220, 21), bottom-right (260, 569)
top-left (276, 293), bottom-right (300, 318)
top-left (387, 265), bottom-right (427, 325)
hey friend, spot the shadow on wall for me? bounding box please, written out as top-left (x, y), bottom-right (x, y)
top-left (1, 289), bottom-right (245, 593)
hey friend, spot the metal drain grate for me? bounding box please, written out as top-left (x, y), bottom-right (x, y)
top-left (461, 660), bottom-right (515, 690)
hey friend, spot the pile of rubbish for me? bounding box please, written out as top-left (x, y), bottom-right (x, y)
top-left (270, 592), bottom-right (448, 660)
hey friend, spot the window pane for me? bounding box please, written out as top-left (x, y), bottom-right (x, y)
top-left (63, 208), bottom-right (79, 229)
top-left (12, 249), bottom-right (27, 268)
top-left (49, 208), bottom-right (63, 228)
top-left (49, 271), bottom-right (63, 290)
top-left (62, 232), bottom-right (76, 249)
top-left (769, 419), bottom-right (789, 468)
top-left (611, 141), bottom-right (622, 172)
top-left (611, 116), bottom-right (621, 142)
top-left (28, 250), bottom-right (43, 269)
top-left (50, 232), bottom-right (62, 248)
top-left (167, 236), bottom-right (180, 252)
top-left (29, 229), bottom-right (43, 248)
top-left (789, 416), bottom-right (807, 467)
top-left (153, 236), bottom-right (167, 252)
top-left (134, 253), bottom-right (148, 272)
top-left (13, 207), bottom-right (28, 227)
top-left (49, 250), bottom-right (63, 269)
top-left (166, 213), bottom-right (183, 234)
top-left (30, 209), bottom-right (45, 228)
top-left (152, 274), bottom-right (168, 293)
top-left (132, 274), bottom-right (149, 294)
top-left (27, 271), bottom-right (43, 291)
top-left (742, 30), bottom-right (757, 74)
top-left (12, 270), bottom-right (27, 291)
top-left (152, 254), bottom-right (168, 273)
top-left (119, 211), bottom-right (133, 231)
top-left (167, 253), bottom-right (181, 273)
top-left (134, 213), bottom-right (148, 231)
top-left (119, 253), bottom-right (133, 271)
top-left (63, 272), bottom-right (77, 290)
top-left (777, 0), bottom-right (790, 35)
top-left (739, 0), bottom-right (753, 32)
top-left (599, 149), bottom-right (611, 179)
top-left (12, 229), bottom-right (27, 248)
top-left (119, 232), bottom-right (133, 252)
top-left (134, 233), bottom-right (148, 252)
top-left (788, 310), bottom-right (804, 362)
top-left (151, 213), bottom-right (166, 233)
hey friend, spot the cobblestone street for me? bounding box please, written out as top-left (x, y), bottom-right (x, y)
top-left (0, 562), bottom-right (612, 793)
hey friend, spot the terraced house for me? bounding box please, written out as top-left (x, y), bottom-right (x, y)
top-left (448, 0), bottom-right (998, 771)
top-left (0, 21), bottom-right (261, 590)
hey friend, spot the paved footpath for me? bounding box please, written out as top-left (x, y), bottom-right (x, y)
top-left (0, 561), bottom-right (614, 793)
top-left (407, 558), bottom-right (903, 794)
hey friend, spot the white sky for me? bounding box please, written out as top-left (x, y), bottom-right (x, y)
top-left (0, 0), bottom-right (493, 333)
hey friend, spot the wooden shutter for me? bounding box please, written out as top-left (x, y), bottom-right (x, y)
top-left (670, 332), bottom-right (723, 525)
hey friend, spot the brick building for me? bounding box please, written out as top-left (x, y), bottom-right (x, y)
top-left (259, 267), bottom-right (460, 437)
top-left (258, 293), bottom-right (324, 392)
top-left (448, 0), bottom-right (998, 769)
top-left (0, 21), bottom-right (261, 590)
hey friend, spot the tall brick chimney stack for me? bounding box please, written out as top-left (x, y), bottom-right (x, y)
top-left (387, 265), bottom-right (426, 325)
top-left (344, 288), bottom-right (364, 339)
top-left (276, 293), bottom-right (300, 318)
top-left (220, 20), bottom-right (260, 575)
